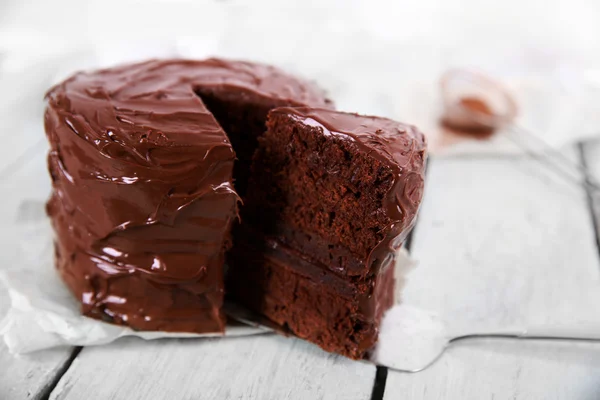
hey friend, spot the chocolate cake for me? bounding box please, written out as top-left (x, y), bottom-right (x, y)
top-left (44, 58), bottom-right (427, 359)
top-left (44, 59), bottom-right (331, 333)
top-left (227, 107), bottom-right (426, 358)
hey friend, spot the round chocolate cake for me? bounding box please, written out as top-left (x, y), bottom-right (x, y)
top-left (44, 58), bottom-right (426, 359)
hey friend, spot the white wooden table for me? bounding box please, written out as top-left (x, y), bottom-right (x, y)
top-left (2, 125), bottom-right (600, 399)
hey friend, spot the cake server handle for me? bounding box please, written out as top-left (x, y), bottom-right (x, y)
top-left (452, 324), bottom-right (600, 343)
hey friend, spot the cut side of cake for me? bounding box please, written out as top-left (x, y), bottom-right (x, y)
top-left (228, 107), bottom-right (427, 358)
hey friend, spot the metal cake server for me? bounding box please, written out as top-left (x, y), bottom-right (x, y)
top-left (226, 302), bottom-right (600, 373)
top-left (371, 305), bottom-right (600, 372)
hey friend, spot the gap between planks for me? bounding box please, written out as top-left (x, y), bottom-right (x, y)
top-left (37, 348), bottom-right (82, 400)
top-left (580, 140), bottom-right (600, 262)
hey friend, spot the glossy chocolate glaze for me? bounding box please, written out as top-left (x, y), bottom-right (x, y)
top-left (271, 107), bottom-right (427, 275)
top-left (44, 59), bottom-right (331, 332)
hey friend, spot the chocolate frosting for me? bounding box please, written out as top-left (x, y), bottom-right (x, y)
top-left (270, 107), bottom-right (427, 274)
top-left (44, 59), bottom-right (331, 332)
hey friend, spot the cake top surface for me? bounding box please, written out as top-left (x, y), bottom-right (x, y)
top-left (272, 107), bottom-right (427, 172)
top-left (45, 58), bottom-right (332, 158)
top-left (44, 58), bottom-right (333, 268)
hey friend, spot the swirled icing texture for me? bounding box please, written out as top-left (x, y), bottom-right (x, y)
top-left (44, 59), bottom-right (332, 332)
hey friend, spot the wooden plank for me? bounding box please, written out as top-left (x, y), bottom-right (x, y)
top-left (0, 343), bottom-right (75, 400)
top-left (0, 143), bottom-right (76, 400)
top-left (385, 153), bottom-right (600, 399)
top-left (50, 335), bottom-right (376, 400)
top-left (385, 339), bottom-right (600, 399)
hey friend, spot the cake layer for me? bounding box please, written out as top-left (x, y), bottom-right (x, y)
top-left (44, 59), bottom-right (332, 332)
top-left (243, 107), bottom-right (427, 279)
top-left (226, 234), bottom-right (395, 359)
